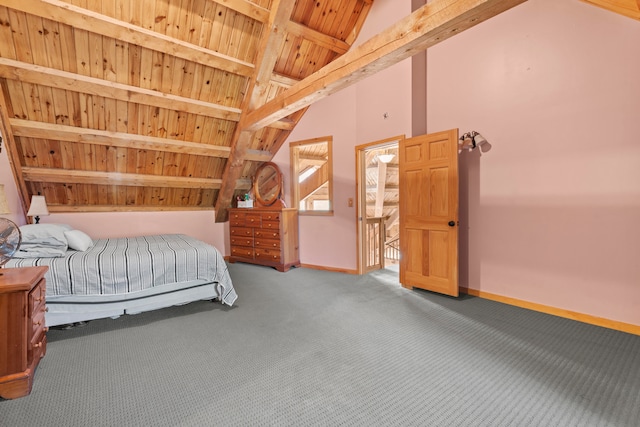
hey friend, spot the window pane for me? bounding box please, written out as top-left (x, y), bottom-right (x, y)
top-left (290, 137), bottom-right (333, 215)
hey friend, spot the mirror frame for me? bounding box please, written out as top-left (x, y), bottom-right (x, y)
top-left (253, 162), bottom-right (283, 207)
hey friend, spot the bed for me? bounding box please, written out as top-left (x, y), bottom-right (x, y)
top-left (6, 224), bottom-right (237, 327)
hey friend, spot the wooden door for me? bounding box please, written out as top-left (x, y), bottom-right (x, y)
top-left (399, 130), bottom-right (459, 296)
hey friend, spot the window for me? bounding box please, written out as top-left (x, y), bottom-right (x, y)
top-left (290, 136), bottom-right (333, 215)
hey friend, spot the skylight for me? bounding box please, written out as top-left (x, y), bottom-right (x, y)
top-left (298, 166), bottom-right (319, 183)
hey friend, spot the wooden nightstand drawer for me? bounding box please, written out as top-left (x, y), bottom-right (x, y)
top-left (32, 309), bottom-right (46, 336)
top-left (29, 279), bottom-right (46, 316)
top-left (29, 331), bottom-right (46, 363)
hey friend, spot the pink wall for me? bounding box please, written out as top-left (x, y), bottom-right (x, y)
top-left (427, 0), bottom-right (640, 325)
top-left (273, 0), bottom-right (413, 271)
top-left (0, 146), bottom-right (25, 225)
top-left (273, 87), bottom-right (360, 270)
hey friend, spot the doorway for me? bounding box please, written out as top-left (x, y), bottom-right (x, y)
top-left (356, 130), bottom-right (460, 299)
top-left (355, 135), bottom-right (403, 275)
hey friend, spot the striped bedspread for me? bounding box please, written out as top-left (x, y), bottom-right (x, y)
top-left (7, 234), bottom-right (237, 306)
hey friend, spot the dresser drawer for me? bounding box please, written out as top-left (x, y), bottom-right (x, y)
top-left (261, 211), bottom-right (281, 221)
top-left (255, 229), bottom-right (280, 240)
top-left (261, 220), bottom-right (280, 230)
top-left (245, 214), bottom-right (262, 227)
top-left (255, 238), bottom-right (281, 250)
top-left (229, 211), bottom-right (246, 226)
top-left (255, 247), bottom-right (281, 263)
top-left (231, 246), bottom-right (254, 258)
top-left (230, 227), bottom-right (253, 237)
top-left (230, 236), bottom-right (253, 247)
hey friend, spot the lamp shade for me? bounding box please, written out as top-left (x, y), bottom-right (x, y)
top-left (377, 154), bottom-right (395, 164)
top-left (27, 195), bottom-right (49, 217)
top-left (0, 184), bottom-right (10, 215)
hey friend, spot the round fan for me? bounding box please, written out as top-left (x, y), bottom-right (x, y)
top-left (0, 217), bottom-right (21, 268)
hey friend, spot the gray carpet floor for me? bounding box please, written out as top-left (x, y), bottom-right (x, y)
top-left (1, 263), bottom-right (639, 426)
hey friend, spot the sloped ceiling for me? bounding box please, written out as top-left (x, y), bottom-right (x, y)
top-left (0, 0), bottom-right (527, 222)
top-left (581, 0), bottom-right (640, 20)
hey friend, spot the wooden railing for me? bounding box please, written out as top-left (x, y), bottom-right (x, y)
top-left (365, 216), bottom-right (385, 272)
top-left (385, 237), bottom-right (400, 263)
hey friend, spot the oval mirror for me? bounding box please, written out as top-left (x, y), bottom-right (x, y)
top-left (253, 162), bottom-right (282, 207)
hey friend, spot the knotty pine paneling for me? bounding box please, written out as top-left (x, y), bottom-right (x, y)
top-left (1, 0), bottom-right (374, 214)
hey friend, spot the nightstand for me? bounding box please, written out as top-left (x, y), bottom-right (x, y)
top-left (0, 266), bottom-right (49, 399)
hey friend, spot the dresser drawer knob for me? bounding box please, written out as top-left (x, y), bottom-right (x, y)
top-left (34, 342), bottom-right (43, 348)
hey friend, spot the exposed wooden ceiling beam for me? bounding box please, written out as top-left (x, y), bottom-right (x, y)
top-left (298, 153), bottom-right (328, 162)
top-left (210, 0), bottom-right (271, 23)
top-left (286, 20), bottom-right (350, 55)
top-left (243, 0), bottom-right (528, 132)
top-left (344, 0), bottom-right (374, 46)
top-left (0, 58), bottom-right (242, 121)
top-left (269, 118), bottom-right (296, 131)
top-left (271, 73), bottom-right (300, 88)
top-left (11, 119), bottom-right (272, 162)
top-left (580, 0), bottom-right (640, 20)
top-left (215, 0), bottom-right (296, 221)
top-left (22, 166), bottom-right (252, 189)
top-left (46, 205), bottom-right (221, 213)
top-left (1, 59), bottom-right (291, 132)
top-left (0, 0), bottom-right (255, 77)
top-left (0, 80), bottom-right (30, 218)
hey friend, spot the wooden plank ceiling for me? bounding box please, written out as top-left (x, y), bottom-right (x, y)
top-left (0, 0), bottom-right (528, 222)
top-left (581, 0), bottom-right (640, 20)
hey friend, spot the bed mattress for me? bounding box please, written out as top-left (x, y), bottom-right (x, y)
top-left (7, 234), bottom-right (237, 325)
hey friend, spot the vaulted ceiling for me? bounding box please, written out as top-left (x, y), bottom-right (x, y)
top-left (0, 0), bottom-right (529, 222)
top-left (580, 0), bottom-right (640, 20)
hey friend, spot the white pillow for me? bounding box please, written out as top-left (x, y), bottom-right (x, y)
top-left (20, 224), bottom-right (68, 247)
top-left (64, 230), bottom-right (94, 251)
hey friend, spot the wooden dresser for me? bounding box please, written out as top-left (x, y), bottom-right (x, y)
top-left (0, 266), bottom-right (49, 399)
top-left (229, 207), bottom-right (300, 272)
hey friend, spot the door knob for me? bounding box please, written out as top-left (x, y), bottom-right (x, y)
top-left (448, 221), bottom-right (456, 227)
